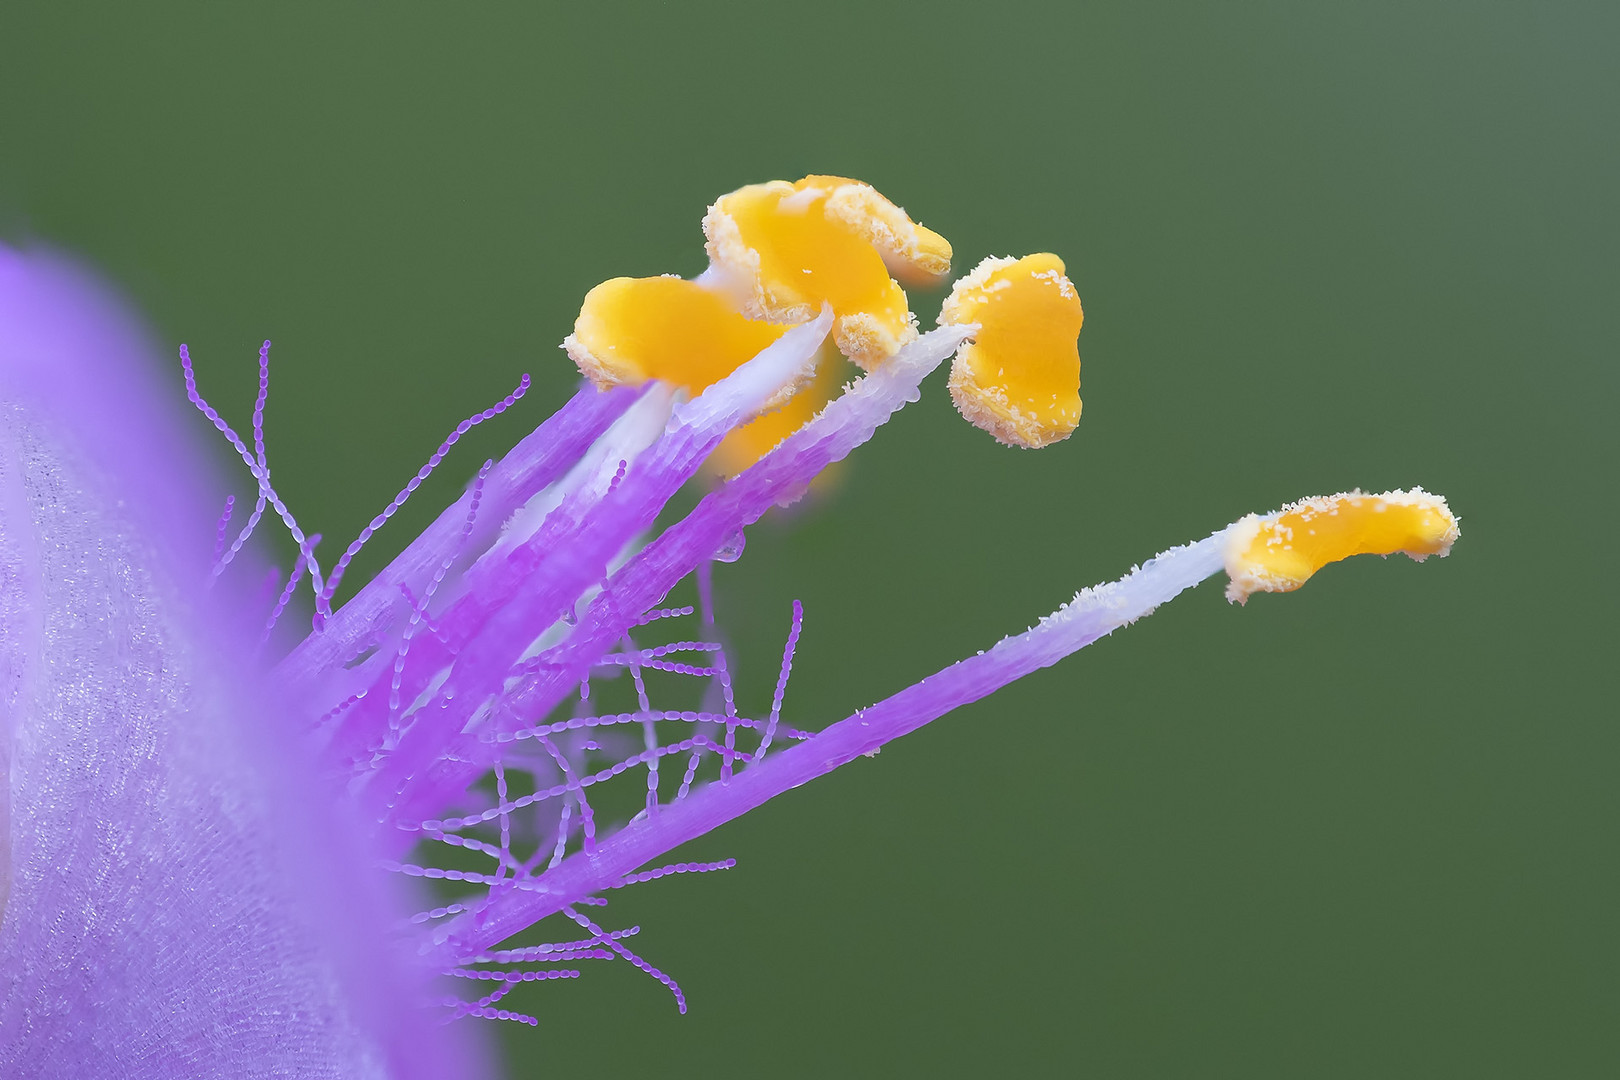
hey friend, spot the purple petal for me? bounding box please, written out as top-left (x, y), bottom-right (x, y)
top-left (0, 246), bottom-right (490, 1079)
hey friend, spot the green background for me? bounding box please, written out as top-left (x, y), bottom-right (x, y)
top-left (4, 1), bottom-right (1615, 1076)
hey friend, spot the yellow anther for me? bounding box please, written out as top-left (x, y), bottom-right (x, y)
top-left (704, 176), bottom-right (950, 370)
top-left (563, 275), bottom-right (792, 397)
top-left (1223, 488), bottom-right (1460, 604)
top-left (938, 253), bottom-right (1084, 449)
top-left (707, 344), bottom-right (850, 481)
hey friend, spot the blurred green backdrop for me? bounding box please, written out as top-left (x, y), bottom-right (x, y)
top-left (4, 1), bottom-right (1615, 1076)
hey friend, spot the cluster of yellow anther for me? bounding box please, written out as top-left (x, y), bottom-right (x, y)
top-left (562, 175), bottom-right (1089, 470)
top-left (1223, 489), bottom-right (1460, 604)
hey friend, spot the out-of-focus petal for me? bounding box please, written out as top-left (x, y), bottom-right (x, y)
top-left (0, 247), bottom-right (490, 1079)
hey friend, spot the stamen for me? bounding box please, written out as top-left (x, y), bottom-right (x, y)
top-left (434, 490), bottom-right (1458, 960)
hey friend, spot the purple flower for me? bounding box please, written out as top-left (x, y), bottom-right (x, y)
top-left (0, 178), bottom-right (1459, 1074)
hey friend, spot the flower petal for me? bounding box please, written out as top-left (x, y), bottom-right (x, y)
top-left (0, 247), bottom-right (490, 1079)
